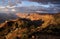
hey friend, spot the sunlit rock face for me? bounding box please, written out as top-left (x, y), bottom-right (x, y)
top-left (0, 13), bottom-right (60, 39)
top-left (16, 13), bottom-right (54, 20)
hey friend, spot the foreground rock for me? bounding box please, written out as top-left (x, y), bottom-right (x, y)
top-left (0, 13), bottom-right (60, 39)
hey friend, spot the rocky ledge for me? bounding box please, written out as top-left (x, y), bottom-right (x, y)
top-left (0, 13), bottom-right (60, 39)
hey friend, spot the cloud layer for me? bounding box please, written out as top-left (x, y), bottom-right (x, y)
top-left (28, 0), bottom-right (60, 4)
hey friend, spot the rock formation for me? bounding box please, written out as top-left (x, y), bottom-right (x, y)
top-left (0, 13), bottom-right (60, 39)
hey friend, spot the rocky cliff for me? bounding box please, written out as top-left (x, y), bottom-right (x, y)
top-left (0, 13), bottom-right (60, 39)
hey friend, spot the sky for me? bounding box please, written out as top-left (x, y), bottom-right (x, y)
top-left (0, 0), bottom-right (60, 13)
top-left (0, 0), bottom-right (60, 7)
top-left (18, 1), bottom-right (40, 6)
top-left (0, 0), bottom-right (40, 7)
top-left (0, 0), bottom-right (56, 8)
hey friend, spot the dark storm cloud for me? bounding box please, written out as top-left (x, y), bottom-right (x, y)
top-left (28, 0), bottom-right (60, 4)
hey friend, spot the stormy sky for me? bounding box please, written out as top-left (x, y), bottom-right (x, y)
top-left (28, 0), bottom-right (60, 4)
top-left (0, 0), bottom-right (60, 13)
top-left (0, 0), bottom-right (60, 6)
